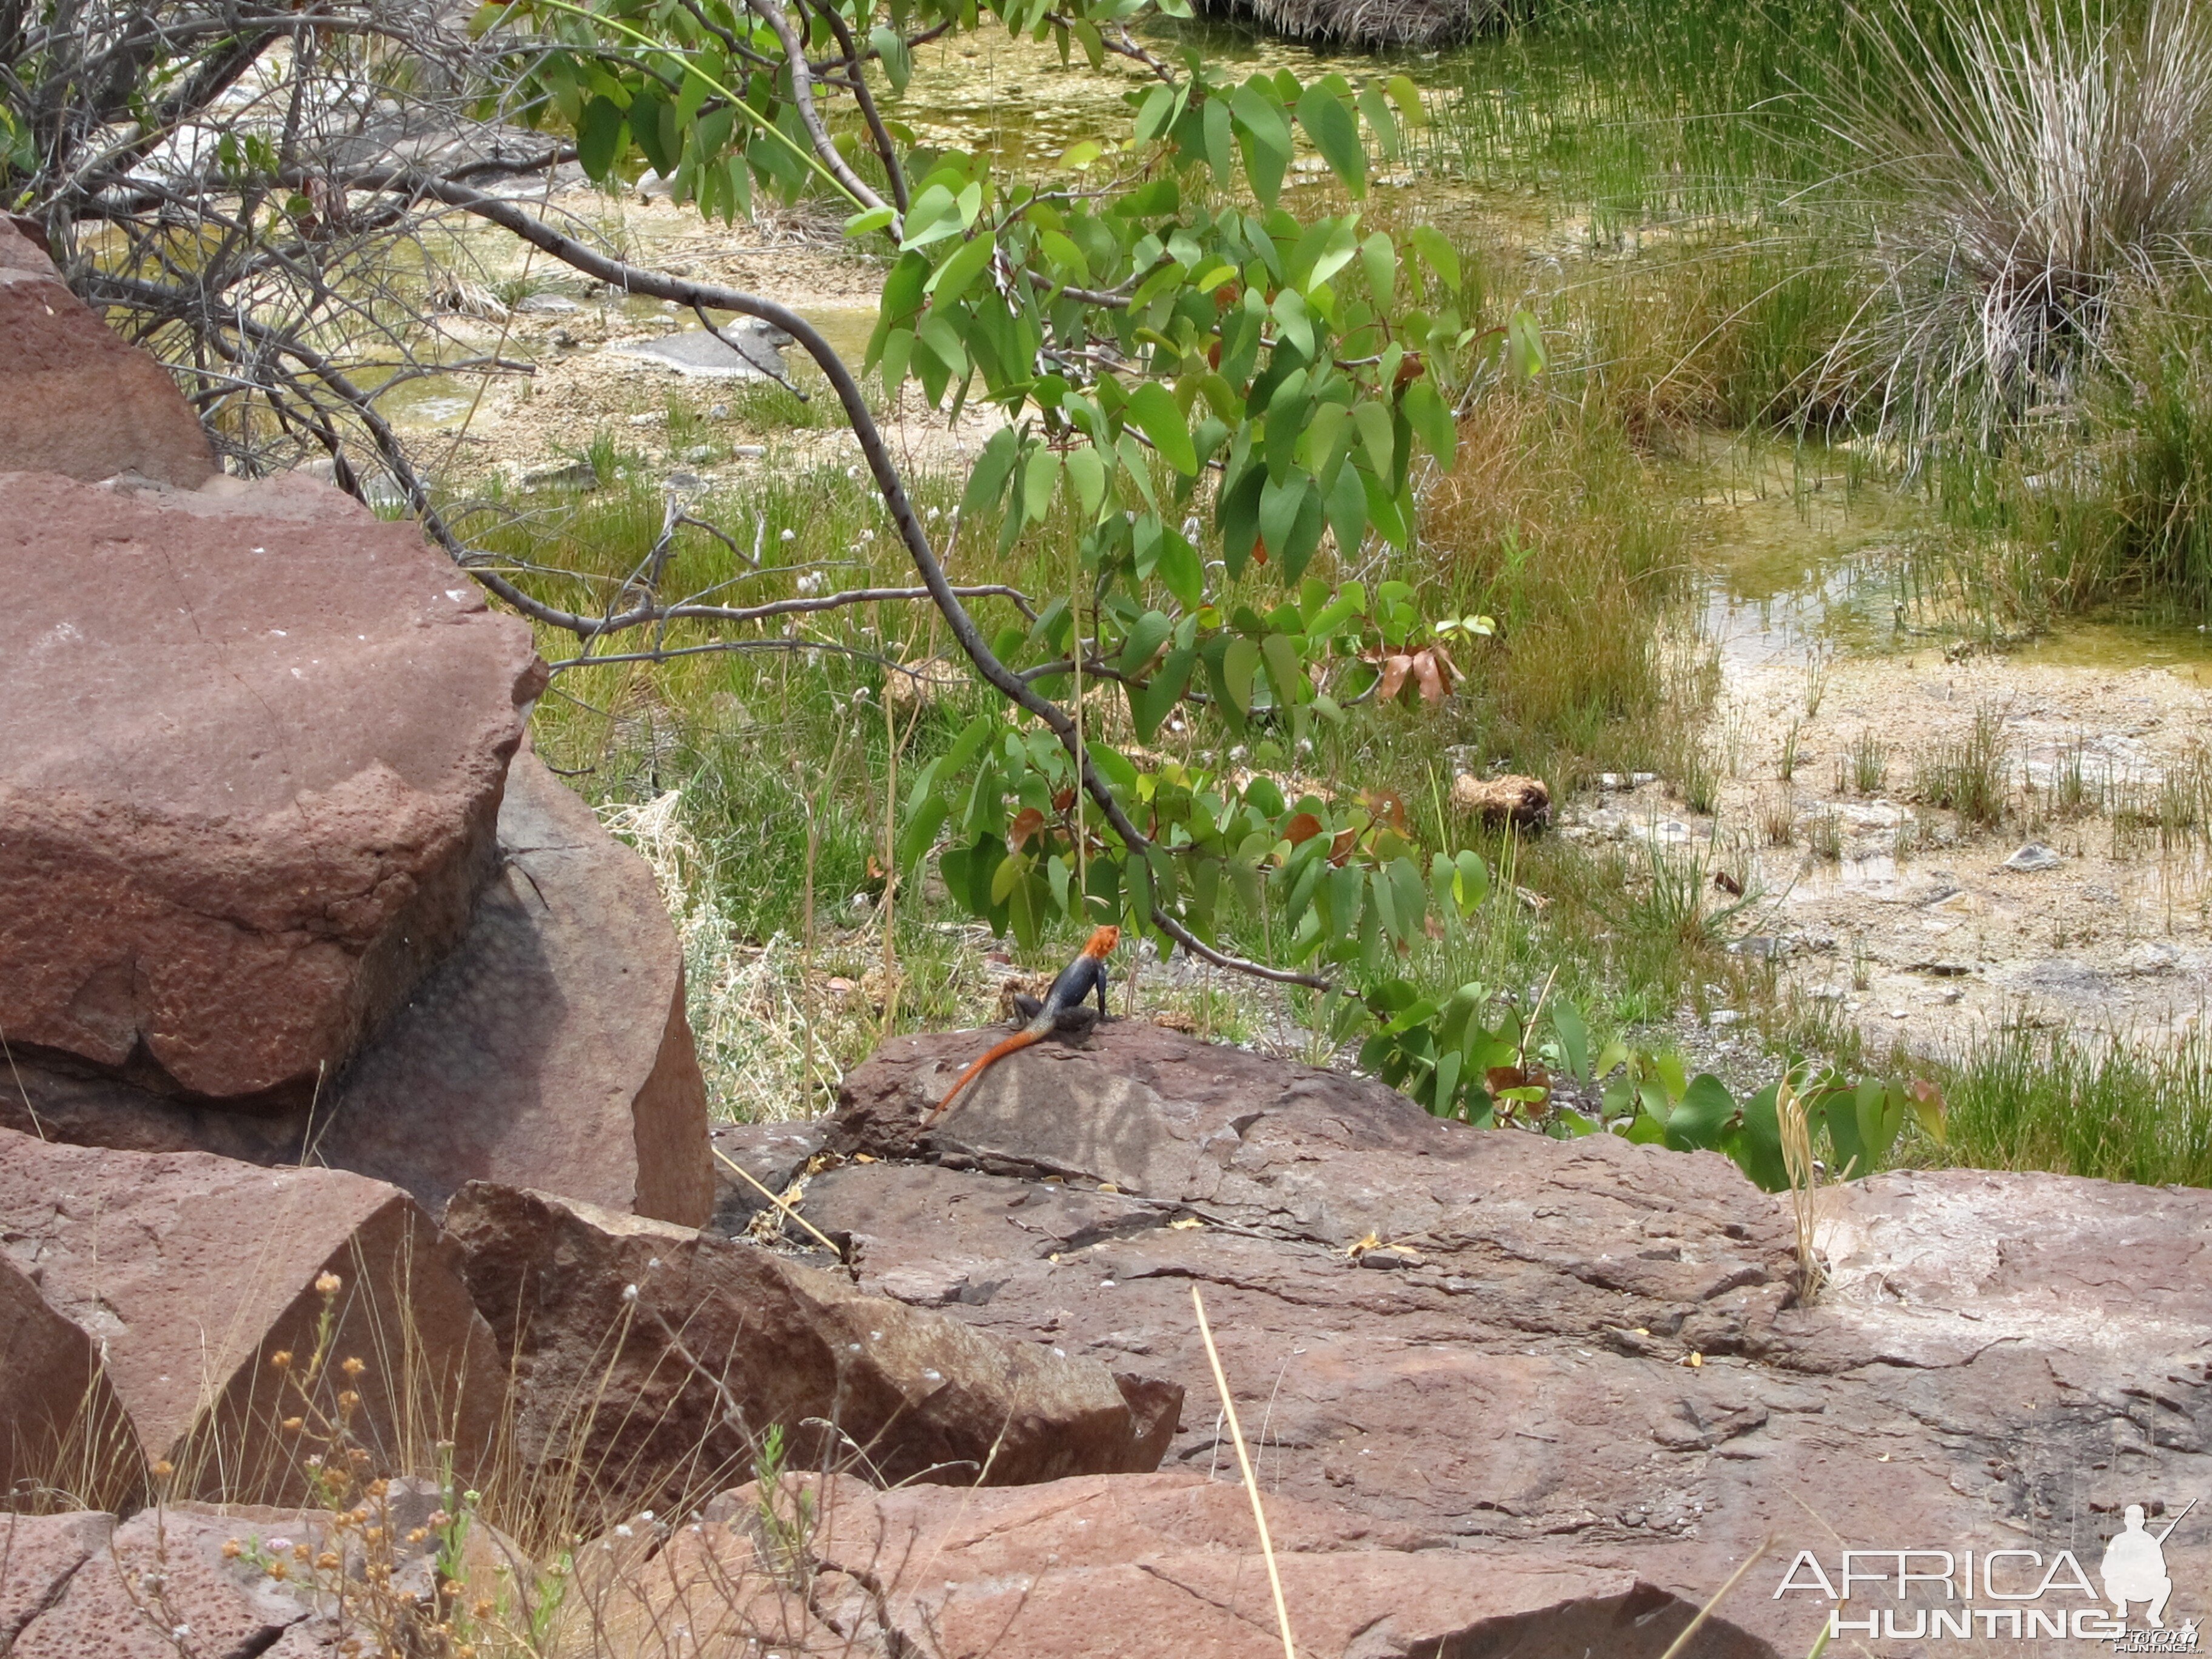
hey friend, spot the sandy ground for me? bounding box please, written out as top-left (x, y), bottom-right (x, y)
top-left (1563, 643), bottom-right (2212, 1057)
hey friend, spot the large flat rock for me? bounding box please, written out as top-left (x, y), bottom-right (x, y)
top-left (0, 469), bottom-right (546, 1105)
top-left (797, 1022), bottom-right (2212, 1655)
top-left (0, 752), bottom-right (715, 1227)
top-left (0, 217), bottom-right (216, 487)
top-left (0, 1128), bottom-right (506, 1504)
top-left (568, 1470), bottom-right (1769, 1658)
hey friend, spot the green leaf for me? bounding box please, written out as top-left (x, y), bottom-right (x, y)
top-left (1295, 84), bottom-right (1366, 198)
top-left (1359, 232), bottom-right (1396, 306)
top-left (1452, 848), bottom-right (1488, 911)
top-left (1387, 75), bottom-right (1426, 127)
top-left (1506, 308), bottom-right (1547, 380)
top-left (1401, 378), bottom-right (1456, 469)
top-left (927, 232), bottom-right (997, 306)
top-left (1260, 631), bottom-right (1304, 710)
top-left (1203, 95), bottom-right (1235, 187)
top-left (1156, 528), bottom-right (1204, 609)
top-left (577, 96), bottom-right (628, 183)
top-left (1665, 1074), bottom-right (1737, 1153)
top-left (1351, 399), bottom-right (1394, 479)
top-left (1064, 442), bottom-right (1107, 519)
top-left (1221, 635), bottom-right (1260, 714)
top-left (1550, 1000), bottom-right (1590, 1082)
top-left (1126, 382), bottom-right (1198, 476)
top-left (1356, 81), bottom-right (1400, 160)
top-left (1119, 609), bottom-right (1173, 674)
top-left (1231, 81), bottom-right (1292, 206)
top-left (1855, 1078), bottom-right (1905, 1172)
top-left (900, 183), bottom-right (965, 250)
top-left (1728, 1084), bottom-right (1790, 1193)
top-left (631, 93), bottom-right (681, 177)
top-left (1323, 458), bottom-right (1367, 560)
top-left (1021, 444), bottom-right (1061, 525)
top-left (1129, 645), bottom-right (1195, 742)
top-left (961, 426), bottom-right (1020, 518)
top-left (845, 206), bottom-right (896, 237)
top-left (1409, 224), bottom-right (1460, 293)
top-left (870, 24), bottom-right (914, 92)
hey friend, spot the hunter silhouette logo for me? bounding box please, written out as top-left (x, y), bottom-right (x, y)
top-left (1773, 1495), bottom-right (2200, 1646)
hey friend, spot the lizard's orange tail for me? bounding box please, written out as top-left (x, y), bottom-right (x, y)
top-left (927, 1029), bottom-right (1042, 1122)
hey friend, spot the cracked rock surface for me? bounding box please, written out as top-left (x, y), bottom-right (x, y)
top-left (780, 1021), bottom-right (2212, 1657)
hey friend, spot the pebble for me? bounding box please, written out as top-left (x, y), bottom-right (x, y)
top-left (707, 403), bottom-right (731, 419)
top-left (1708, 1010), bottom-right (1743, 1028)
top-left (2001, 842), bottom-right (2063, 873)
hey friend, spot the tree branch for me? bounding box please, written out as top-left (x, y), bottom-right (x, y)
top-left (401, 173), bottom-right (1330, 991)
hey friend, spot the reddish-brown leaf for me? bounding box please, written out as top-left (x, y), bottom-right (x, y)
top-left (1328, 826), bottom-right (1359, 865)
top-left (1008, 807), bottom-right (1045, 852)
top-left (1376, 654), bottom-right (1412, 703)
top-left (1411, 649), bottom-right (1446, 705)
top-left (1282, 811), bottom-right (1324, 846)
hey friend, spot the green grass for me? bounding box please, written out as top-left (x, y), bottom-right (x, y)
top-left (1922, 1025), bottom-right (2212, 1187)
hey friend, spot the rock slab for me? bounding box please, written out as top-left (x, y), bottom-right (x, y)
top-left (802, 1021), bottom-right (2212, 1658)
top-left (1, 469), bottom-right (547, 1105)
top-left (0, 1128), bottom-right (505, 1504)
top-left (564, 1471), bottom-right (1767, 1659)
top-left (443, 1181), bottom-right (1181, 1526)
top-left (0, 218), bottom-right (216, 487)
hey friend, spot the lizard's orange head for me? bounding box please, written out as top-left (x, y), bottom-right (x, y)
top-left (1086, 925), bottom-right (1121, 957)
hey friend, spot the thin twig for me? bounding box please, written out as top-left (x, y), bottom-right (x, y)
top-left (711, 1145), bottom-right (841, 1256)
top-left (1191, 1284), bottom-right (1298, 1659)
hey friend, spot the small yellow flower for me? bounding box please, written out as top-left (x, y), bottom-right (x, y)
top-left (267, 1561), bottom-right (289, 1581)
top-left (270, 1350), bottom-right (294, 1370)
top-left (406, 1527), bottom-right (428, 1545)
top-left (317, 1552), bottom-right (341, 1571)
top-left (291, 1543), bottom-right (310, 1563)
top-left (472, 1600), bottom-right (495, 1620)
top-left (281, 1416), bottom-right (304, 1433)
top-left (221, 1540), bottom-right (243, 1560)
top-left (151, 1460), bottom-right (173, 1478)
top-left (341, 1356), bottom-right (366, 1378)
top-left (337, 1390), bottom-right (360, 1410)
top-left (314, 1272), bottom-right (343, 1295)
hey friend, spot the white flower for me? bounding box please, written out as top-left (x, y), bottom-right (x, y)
top-left (796, 572), bottom-right (823, 594)
top-left (267, 1538), bottom-right (293, 1554)
top-left (621, 1284), bottom-right (639, 1302)
top-left (614, 1524), bottom-right (634, 1539)
top-left (780, 528), bottom-right (796, 542)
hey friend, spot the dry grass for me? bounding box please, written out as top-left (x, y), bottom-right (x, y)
top-left (1824, 0), bottom-right (2212, 441)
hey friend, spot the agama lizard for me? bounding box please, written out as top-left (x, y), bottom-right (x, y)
top-left (927, 925), bottom-right (1119, 1122)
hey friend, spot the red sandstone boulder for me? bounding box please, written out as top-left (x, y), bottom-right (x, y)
top-left (0, 216), bottom-right (216, 486)
top-left (0, 1484), bottom-right (528, 1657)
top-left (442, 1181), bottom-right (1181, 1526)
top-left (0, 1129), bottom-right (505, 1504)
top-left (0, 750), bottom-right (714, 1228)
top-left (315, 749), bottom-right (714, 1224)
top-left (0, 1250), bottom-right (138, 1507)
top-left (0, 469), bottom-right (546, 1106)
